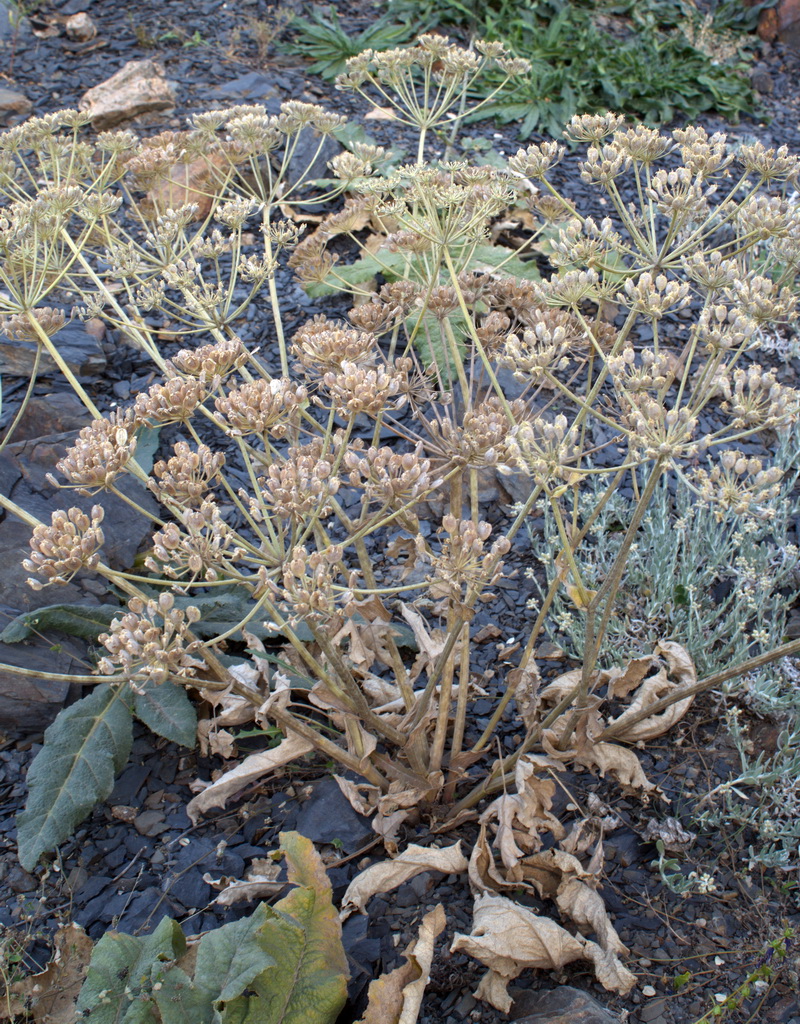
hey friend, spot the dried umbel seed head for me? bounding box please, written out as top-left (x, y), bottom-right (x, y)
top-left (287, 235), bottom-right (338, 284)
top-left (428, 396), bottom-right (526, 469)
top-left (508, 141), bottom-right (564, 179)
top-left (215, 377), bottom-right (307, 438)
top-left (693, 451), bottom-right (784, 521)
top-left (736, 195), bottom-right (797, 242)
top-left (291, 317), bottom-right (378, 375)
top-left (280, 544), bottom-right (351, 625)
top-left (720, 364), bottom-right (800, 430)
top-left (169, 336), bottom-right (248, 383)
top-left (608, 345), bottom-right (676, 393)
top-left (422, 285), bottom-right (459, 321)
top-left (51, 410), bottom-right (137, 493)
top-left (344, 441), bottom-right (436, 507)
top-left (257, 440), bottom-right (341, 523)
top-left (619, 394), bottom-right (700, 460)
top-left (697, 304), bottom-right (756, 354)
top-left (347, 296), bottom-right (403, 335)
top-left (540, 269), bottom-right (601, 308)
top-left (378, 280), bottom-right (422, 316)
top-left (1, 307), bottom-right (66, 342)
top-left (475, 310), bottom-right (512, 352)
top-left (424, 515), bottom-right (511, 602)
top-left (563, 111), bottom-right (626, 143)
top-left (133, 377), bottom-right (208, 424)
top-left (24, 505), bottom-right (105, 590)
top-left (579, 142), bottom-right (631, 185)
top-left (618, 272), bottom-right (690, 320)
top-left (501, 414), bottom-right (581, 487)
top-left (613, 125), bottom-right (671, 164)
top-left (729, 275), bottom-right (797, 325)
top-left (149, 442), bottom-right (225, 508)
top-left (681, 251), bottom-right (739, 293)
top-left (672, 125), bottom-right (729, 177)
top-left (321, 360), bottom-right (409, 418)
top-left (97, 593), bottom-right (204, 689)
top-left (548, 216), bottom-right (623, 271)
top-left (321, 197), bottom-right (375, 235)
top-left (645, 167), bottom-right (712, 219)
top-left (500, 321), bottom-right (570, 383)
top-left (735, 140), bottom-right (799, 184)
top-left (145, 501), bottom-right (244, 582)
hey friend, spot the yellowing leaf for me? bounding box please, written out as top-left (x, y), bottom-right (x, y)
top-left (341, 842), bottom-right (468, 918)
top-left (356, 905), bottom-right (446, 1024)
top-left (7, 923), bottom-right (93, 1024)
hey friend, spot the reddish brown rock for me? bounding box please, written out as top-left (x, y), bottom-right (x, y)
top-left (758, 0), bottom-right (800, 41)
top-left (144, 151), bottom-right (231, 221)
top-left (79, 59), bottom-right (175, 129)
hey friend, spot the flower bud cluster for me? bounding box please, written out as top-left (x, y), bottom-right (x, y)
top-left (257, 440), bottom-right (340, 522)
top-left (424, 515), bottom-right (511, 602)
top-left (693, 451), bottom-right (783, 520)
top-left (149, 442), bottom-right (225, 508)
top-left (50, 410), bottom-right (137, 493)
top-left (145, 501), bottom-right (243, 582)
top-left (214, 377), bottom-right (307, 438)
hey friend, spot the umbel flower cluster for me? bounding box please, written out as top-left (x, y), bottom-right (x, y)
top-left (5, 52), bottom-right (799, 824)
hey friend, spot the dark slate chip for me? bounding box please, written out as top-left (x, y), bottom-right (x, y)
top-left (293, 777), bottom-right (373, 853)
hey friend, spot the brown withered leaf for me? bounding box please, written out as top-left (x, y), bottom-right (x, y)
top-left (468, 823), bottom-right (515, 895)
top-left (204, 858), bottom-right (283, 905)
top-left (5, 923), bottom-right (93, 1024)
top-left (556, 878), bottom-right (627, 955)
top-left (334, 776), bottom-right (381, 817)
top-left (606, 641), bottom-right (696, 742)
top-left (578, 740), bottom-right (660, 797)
top-left (479, 754), bottom-right (565, 873)
top-left (186, 732), bottom-right (314, 822)
top-left (505, 664), bottom-right (540, 731)
top-left (341, 842), bottom-right (468, 918)
top-left (450, 893), bottom-right (636, 1013)
top-left (641, 816), bottom-right (696, 852)
top-left (356, 905), bottom-right (446, 1024)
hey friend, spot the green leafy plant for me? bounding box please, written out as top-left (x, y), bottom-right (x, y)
top-left (384, 0), bottom-right (767, 135)
top-left (280, 4), bottom-right (418, 79)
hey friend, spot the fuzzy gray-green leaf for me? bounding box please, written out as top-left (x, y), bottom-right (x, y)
top-left (16, 683), bottom-right (133, 871)
top-left (0, 603), bottom-right (121, 644)
top-left (133, 678), bottom-right (197, 748)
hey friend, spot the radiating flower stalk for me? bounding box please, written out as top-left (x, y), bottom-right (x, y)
top-left (2, 42), bottom-right (800, 822)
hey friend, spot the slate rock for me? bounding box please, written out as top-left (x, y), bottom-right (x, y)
top-left (109, 764), bottom-right (150, 805)
top-left (0, 87), bottom-right (33, 122)
top-left (0, 322), bottom-right (106, 379)
top-left (510, 985), bottom-right (621, 1023)
top-left (11, 392), bottom-right (90, 443)
top-left (293, 776), bottom-right (372, 852)
top-left (208, 72), bottom-right (282, 111)
top-left (165, 868), bottom-right (211, 911)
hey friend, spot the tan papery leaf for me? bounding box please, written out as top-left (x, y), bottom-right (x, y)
top-left (6, 923), bottom-right (93, 1024)
top-left (605, 656), bottom-right (654, 699)
top-left (606, 641), bottom-right (696, 741)
top-left (451, 893), bottom-right (636, 1013)
top-left (506, 664), bottom-right (540, 730)
top-left (186, 732), bottom-right (314, 822)
top-left (341, 842), bottom-right (468, 918)
top-left (480, 754), bottom-right (565, 871)
top-left (578, 741), bottom-right (659, 796)
top-left (555, 877), bottom-right (627, 955)
top-left (364, 106), bottom-right (398, 121)
top-left (356, 905), bottom-right (446, 1024)
top-left (518, 848), bottom-right (590, 899)
top-left (334, 776), bottom-right (381, 817)
top-left (468, 823), bottom-right (515, 895)
top-left (204, 858), bottom-right (283, 905)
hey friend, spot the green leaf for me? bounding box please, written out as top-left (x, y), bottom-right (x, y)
top-left (0, 603), bottom-right (121, 644)
top-left (152, 968), bottom-right (215, 1024)
top-left (194, 903), bottom-right (275, 1004)
top-left (132, 426), bottom-right (161, 485)
top-left (77, 916), bottom-right (185, 1024)
top-left (17, 683), bottom-right (133, 871)
top-left (133, 678), bottom-right (197, 748)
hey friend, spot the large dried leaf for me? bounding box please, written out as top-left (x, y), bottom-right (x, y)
top-left (556, 878), bottom-right (627, 955)
top-left (468, 823), bottom-right (515, 895)
top-left (579, 740), bottom-right (659, 796)
top-left (341, 842), bottom-right (468, 918)
top-left (356, 905), bottom-right (446, 1024)
top-left (204, 859), bottom-right (283, 905)
top-left (479, 754), bottom-right (565, 872)
top-left (6, 923), bottom-right (93, 1024)
top-left (450, 893), bottom-right (635, 1013)
top-left (606, 642), bottom-right (696, 741)
top-left (186, 732), bottom-right (313, 822)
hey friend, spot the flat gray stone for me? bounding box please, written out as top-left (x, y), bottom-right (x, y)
top-left (510, 985), bottom-right (622, 1024)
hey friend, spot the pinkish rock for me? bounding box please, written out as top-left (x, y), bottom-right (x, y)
top-left (65, 12), bottom-right (97, 42)
top-left (79, 59), bottom-right (175, 130)
top-left (0, 87), bottom-right (32, 120)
